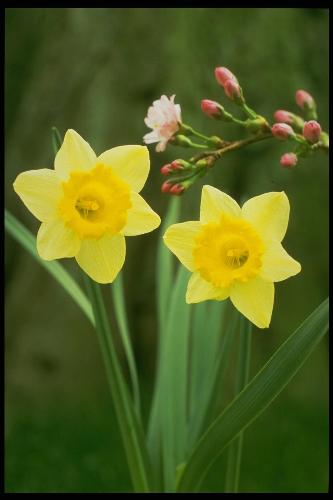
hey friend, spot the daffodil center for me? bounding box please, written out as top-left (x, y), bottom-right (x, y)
top-left (193, 214), bottom-right (264, 288)
top-left (75, 198), bottom-right (101, 219)
top-left (222, 237), bottom-right (249, 269)
top-left (58, 164), bottom-right (132, 240)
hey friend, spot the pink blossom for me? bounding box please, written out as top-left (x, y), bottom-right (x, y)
top-left (224, 79), bottom-right (242, 102)
top-left (303, 120), bottom-right (322, 144)
top-left (215, 67), bottom-right (237, 87)
top-left (144, 95), bottom-right (182, 152)
top-left (201, 99), bottom-right (223, 118)
top-left (295, 90), bottom-right (315, 110)
top-left (271, 123), bottom-right (295, 140)
top-left (280, 153), bottom-right (298, 168)
top-left (274, 110), bottom-right (293, 124)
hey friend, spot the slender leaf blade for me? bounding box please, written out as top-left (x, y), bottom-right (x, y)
top-left (178, 298), bottom-right (329, 492)
top-left (111, 272), bottom-right (141, 419)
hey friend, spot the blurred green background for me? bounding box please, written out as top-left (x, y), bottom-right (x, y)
top-left (5, 7), bottom-right (328, 493)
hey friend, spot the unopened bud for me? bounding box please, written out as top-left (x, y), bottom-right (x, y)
top-left (170, 184), bottom-right (185, 196)
top-left (274, 110), bottom-right (293, 124)
top-left (224, 79), bottom-right (244, 104)
top-left (280, 153), bottom-right (298, 168)
top-left (160, 164), bottom-right (172, 175)
top-left (196, 155), bottom-right (216, 169)
top-left (170, 134), bottom-right (192, 147)
top-left (170, 160), bottom-right (183, 170)
top-left (295, 90), bottom-right (315, 111)
top-left (161, 181), bottom-right (172, 193)
top-left (215, 67), bottom-right (238, 87)
top-left (271, 123), bottom-right (296, 140)
top-left (303, 120), bottom-right (322, 144)
top-left (201, 99), bottom-right (231, 121)
top-left (274, 110), bottom-right (305, 132)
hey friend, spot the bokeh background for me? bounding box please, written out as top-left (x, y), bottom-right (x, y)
top-left (5, 7), bottom-right (328, 493)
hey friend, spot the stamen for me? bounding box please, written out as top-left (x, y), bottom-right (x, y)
top-left (76, 199), bottom-right (99, 211)
top-left (225, 248), bottom-right (249, 268)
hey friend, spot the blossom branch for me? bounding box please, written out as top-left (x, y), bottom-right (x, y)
top-left (143, 66), bottom-right (328, 195)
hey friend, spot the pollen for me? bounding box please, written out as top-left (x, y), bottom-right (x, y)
top-left (193, 214), bottom-right (265, 288)
top-left (58, 164), bottom-right (132, 239)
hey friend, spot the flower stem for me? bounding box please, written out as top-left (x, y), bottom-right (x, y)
top-left (241, 103), bottom-right (258, 119)
top-left (83, 276), bottom-right (152, 492)
top-left (224, 315), bottom-right (252, 493)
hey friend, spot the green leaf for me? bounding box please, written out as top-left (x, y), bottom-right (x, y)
top-left (5, 209), bottom-right (94, 325)
top-left (51, 126), bottom-right (62, 156)
top-left (160, 265), bottom-right (191, 492)
top-left (177, 298), bottom-right (329, 492)
top-left (187, 302), bottom-right (238, 452)
top-left (147, 197), bottom-right (181, 490)
top-left (156, 197), bottom-right (181, 329)
top-left (224, 316), bottom-right (252, 493)
top-left (110, 272), bottom-right (141, 420)
top-left (84, 277), bottom-right (153, 492)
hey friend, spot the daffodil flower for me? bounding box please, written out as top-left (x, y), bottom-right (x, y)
top-left (13, 129), bottom-right (161, 283)
top-left (164, 185), bottom-right (301, 328)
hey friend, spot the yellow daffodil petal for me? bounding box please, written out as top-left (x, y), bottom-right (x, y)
top-left (241, 192), bottom-right (290, 242)
top-left (230, 277), bottom-right (274, 329)
top-left (75, 234), bottom-right (125, 284)
top-left (122, 191), bottom-right (160, 236)
top-left (163, 221), bottom-right (202, 271)
top-left (55, 129), bottom-right (97, 180)
top-left (259, 240), bottom-right (301, 282)
top-left (97, 145), bottom-right (149, 193)
top-left (186, 272), bottom-right (230, 303)
top-left (13, 169), bottom-right (62, 222)
top-left (37, 220), bottom-right (81, 260)
top-left (200, 185), bottom-right (241, 223)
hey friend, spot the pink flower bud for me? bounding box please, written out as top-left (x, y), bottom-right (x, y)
top-left (303, 120), bottom-right (322, 144)
top-left (160, 164), bottom-right (172, 175)
top-left (170, 184), bottom-right (184, 196)
top-left (224, 79), bottom-right (243, 102)
top-left (274, 110), bottom-right (293, 124)
top-left (295, 90), bottom-right (315, 110)
top-left (161, 181), bottom-right (172, 193)
top-left (171, 160), bottom-right (183, 170)
top-left (201, 99), bottom-right (224, 119)
top-left (215, 67), bottom-right (237, 87)
top-left (271, 123), bottom-right (295, 140)
top-left (280, 153), bottom-right (298, 168)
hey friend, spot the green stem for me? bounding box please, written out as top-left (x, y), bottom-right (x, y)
top-left (224, 316), bottom-right (252, 493)
top-left (111, 273), bottom-right (141, 419)
top-left (84, 276), bottom-right (152, 492)
top-left (241, 103), bottom-right (258, 119)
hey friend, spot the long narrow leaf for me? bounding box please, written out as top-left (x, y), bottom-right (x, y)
top-left (187, 303), bottom-right (238, 452)
top-left (84, 277), bottom-right (153, 492)
top-left (161, 265), bottom-right (191, 491)
top-left (224, 316), bottom-right (252, 493)
top-left (147, 197), bottom-right (181, 489)
top-left (178, 298), bottom-right (329, 492)
top-left (5, 209), bottom-right (94, 325)
top-left (111, 272), bottom-right (141, 419)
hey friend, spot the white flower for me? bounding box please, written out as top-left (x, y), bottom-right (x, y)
top-left (143, 95), bottom-right (182, 152)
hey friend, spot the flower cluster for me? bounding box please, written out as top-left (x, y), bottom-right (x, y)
top-left (143, 67), bottom-right (328, 194)
top-left (272, 90), bottom-right (326, 168)
top-left (13, 128), bottom-right (302, 328)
